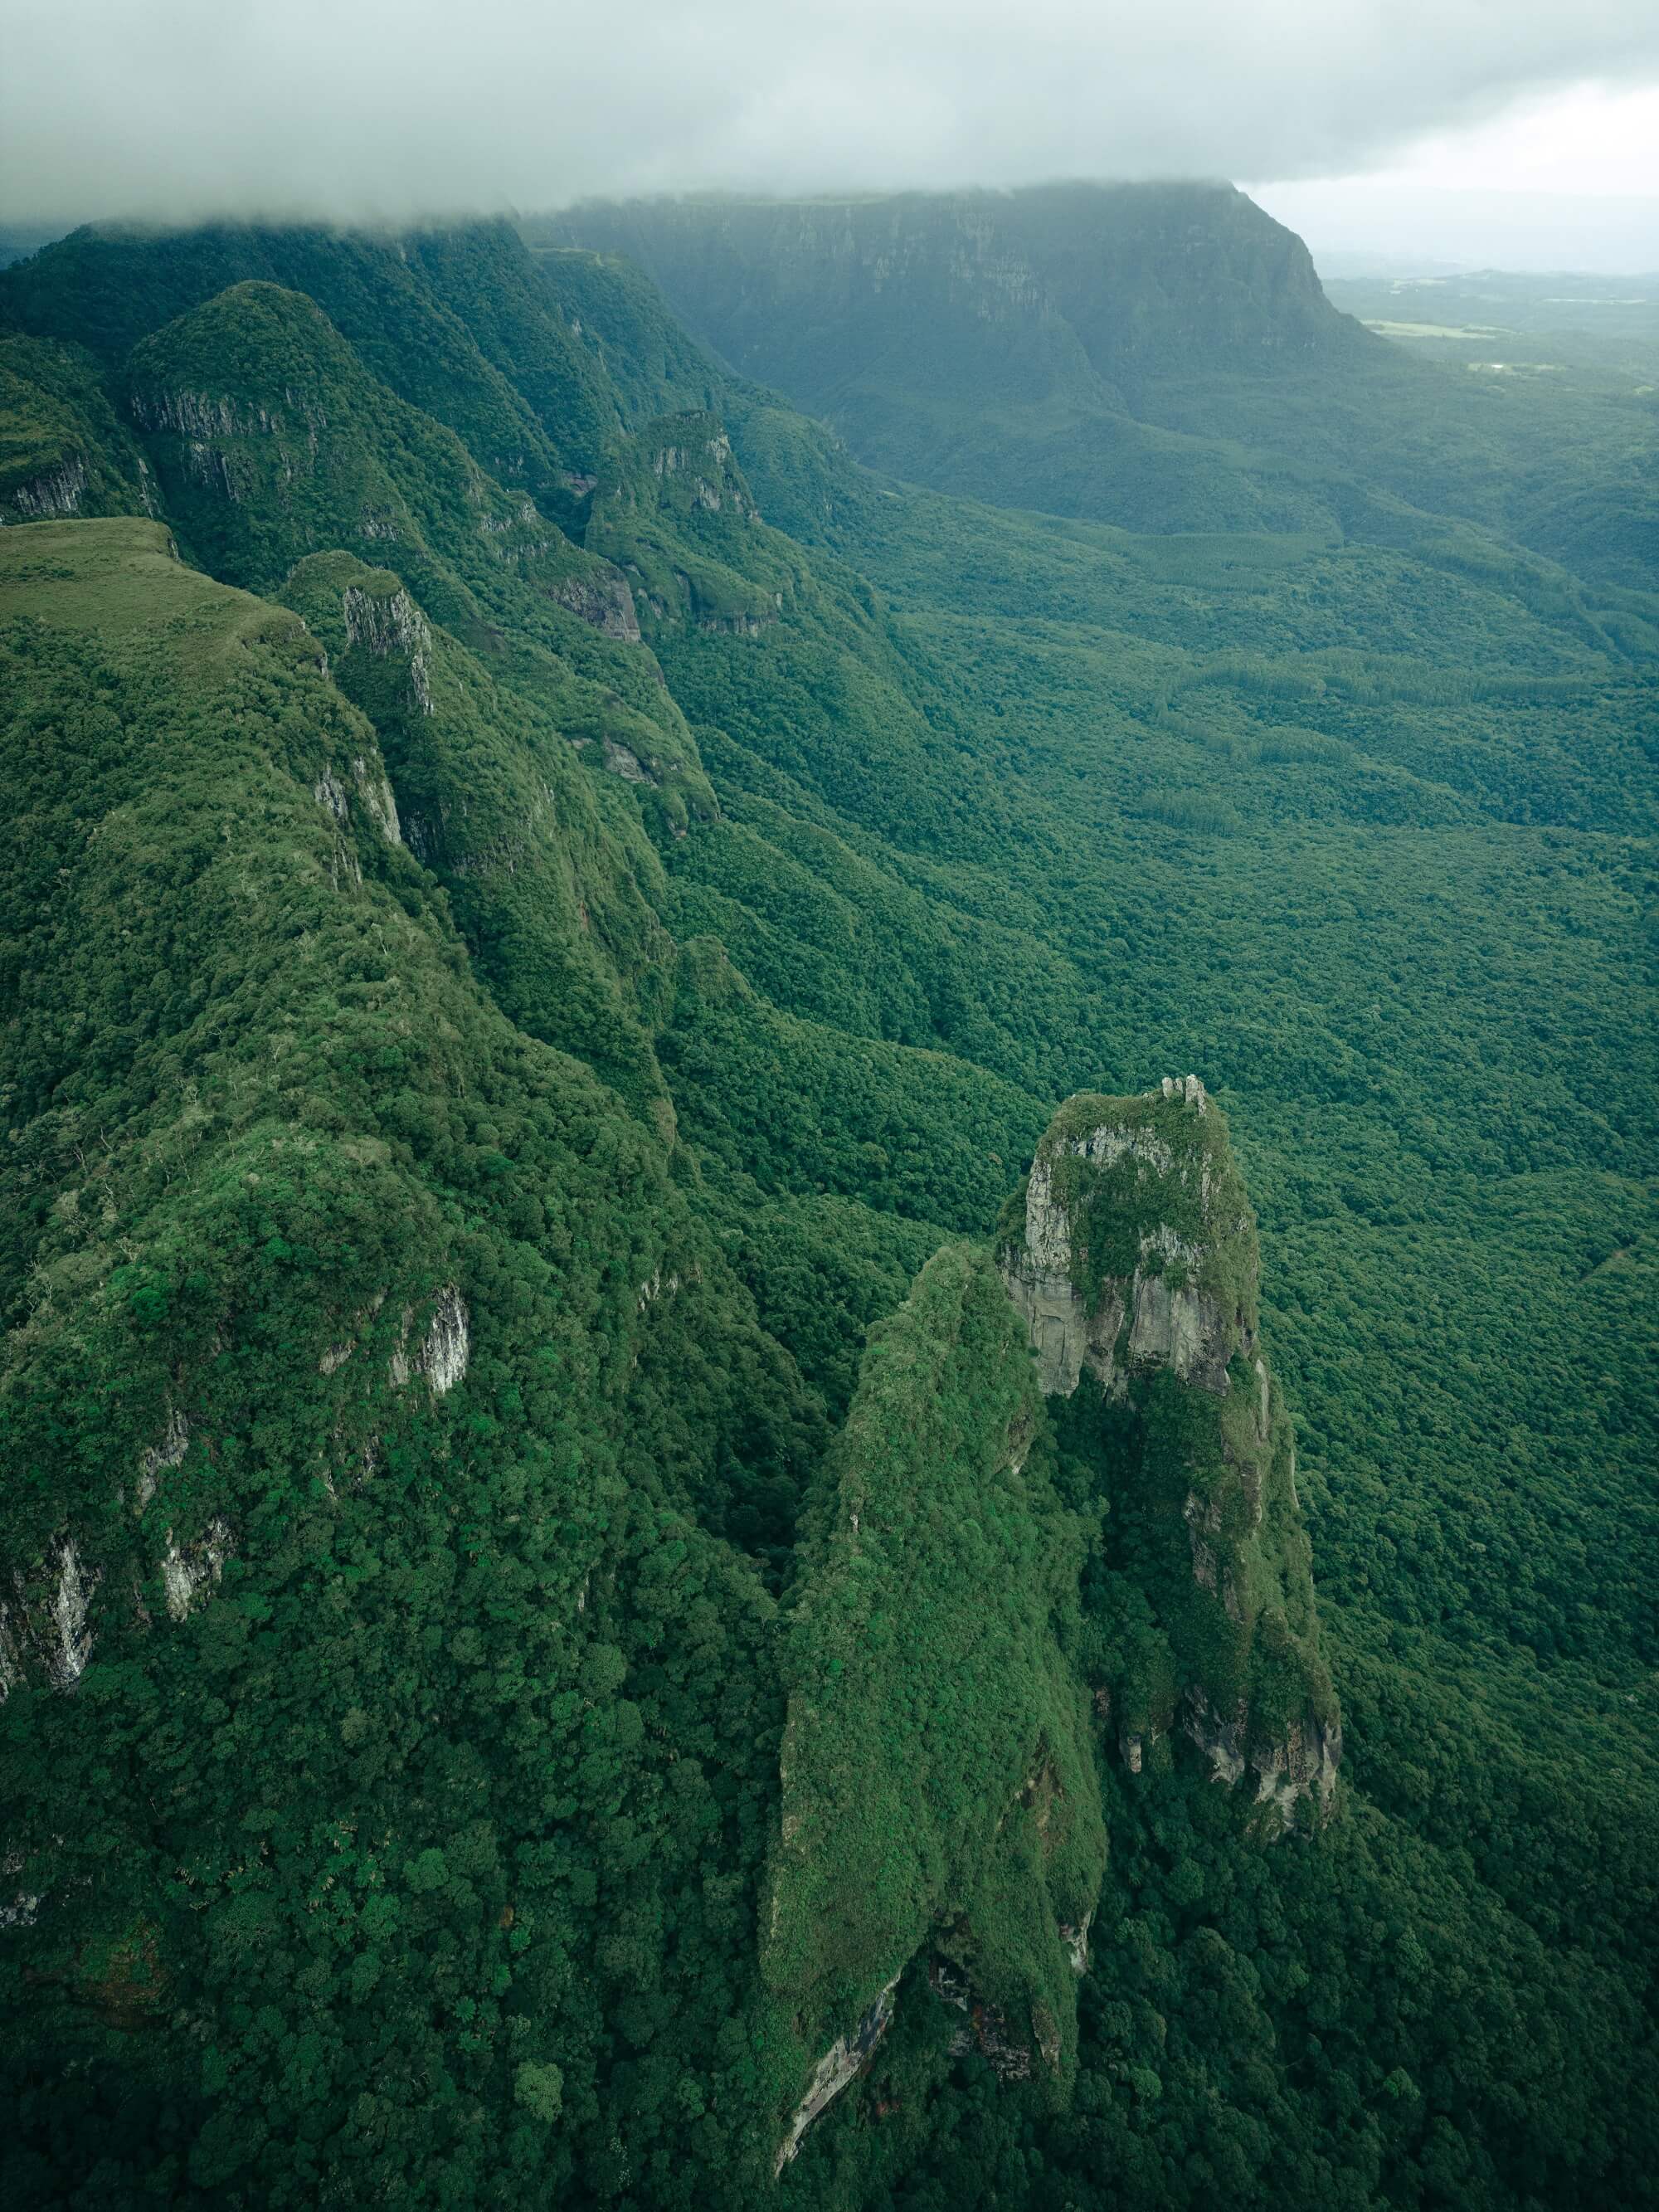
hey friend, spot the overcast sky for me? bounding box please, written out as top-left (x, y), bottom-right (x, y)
top-left (1257, 80), bottom-right (1659, 267)
top-left (2, 1), bottom-right (1657, 266)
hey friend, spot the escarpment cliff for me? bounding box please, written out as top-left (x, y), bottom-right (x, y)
top-left (547, 183), bottom-right (1376, 535)
top-left (552, 183), bottom-right (1355, 413)
top-left (1000, 1080), bottom-right (1340, 1822)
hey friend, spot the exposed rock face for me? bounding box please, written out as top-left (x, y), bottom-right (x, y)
top-left (314, 765), bottom-right (350, 821)
top-left (0, 1537), bottom-right (97, 1696)
top-left (549, 567), bottom-right (641, 641)
top-left (349, 756), bottom-right (401, 845)
top-left (391, 1286), bottom-right (470, 1395)
top-left (1185, 1691), bottom-right (1342, 1814)
top-left (314, 753), bottom-right (401, 850)
top-left (343, 582), bottom-right (433, 716)
top-left (7, 455), bottom-right (87, 519)
top-left (601, 734), bottom-right (654, 784)
top-left (1000, 1081), bottom-right (1340, 1825)
top-left (47, 1539), bottom-right (94, 1687)
top-left (130, 387), bottom-right (326, 442)
top-left (775, 1974), bottom-right (899, 2173)
top-left (1059, 1911), bottom-right (1092, 1975)
top-left (646, 426), bottom-right (754, 515)
top-left (135, 1407), bottom-right (190, 1511)
top-left (1002, 1074), bottom-right (1233, 1398)
top-left (420, 1286), bottom-right (471, 1394)
top-left (129, 382), bottom-right (328, 512)
top-left (161, 1518), bottom-right (232, 1622)
top-left (1, 1403), bottom-right (241, 1696)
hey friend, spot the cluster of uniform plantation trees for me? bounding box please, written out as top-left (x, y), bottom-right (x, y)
top-left (0, 212), bottom-right (1652, 2210)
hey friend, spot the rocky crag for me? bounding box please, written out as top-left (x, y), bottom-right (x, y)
top-left (763, 1082), bottom-right (1345, 2167)
top-left (1000, 1079), bottom-right (1340, 1823)
top-left (763, 1245), bottom-right (1106, 2165)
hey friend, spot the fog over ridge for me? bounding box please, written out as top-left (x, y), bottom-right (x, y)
top-left (5, 0), bottom-right (1659, 231)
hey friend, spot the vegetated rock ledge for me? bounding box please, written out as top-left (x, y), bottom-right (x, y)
top-left (762, 1243), bottom-right (1106, 2175)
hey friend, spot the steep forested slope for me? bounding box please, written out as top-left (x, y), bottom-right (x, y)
top-left (0, 515), bottom-right (825, 2203)
top-left (0, 206), bottom-right (1654, 2212)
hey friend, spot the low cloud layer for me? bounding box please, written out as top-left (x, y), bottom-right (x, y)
top-left (5, 0), bottom-right (1659, 229)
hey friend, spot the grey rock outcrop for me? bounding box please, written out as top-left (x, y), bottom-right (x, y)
top-left (135, 1407), bottom-right (190, 1510)
top-left (1185, 1691), bottom-right (1343, 1812)
top-left (1000, 1074), bottom-right (1239, 1399)
top-left (391, 1286), bottom-right (470, 1396)
top-left (7, 456), bottom-right (88, 520)
top-left (314, 753), bottom-right (401, 851)
top-left (161, 1518), bottom-right (233, 1622)
top-left (774, 1974), bottom-right (899, 2173)
top-left (0, 1537), bottom-right (97, 1697)
top-left (343, 581), bottom-right (434, 715)
top-left (550, 567), bottom-right (641, 641)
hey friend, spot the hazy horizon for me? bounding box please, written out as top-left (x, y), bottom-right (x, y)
top-left (3, 180), bottom-right (1656, 285)
top-left (3, 0), bottom-right (1657, 276)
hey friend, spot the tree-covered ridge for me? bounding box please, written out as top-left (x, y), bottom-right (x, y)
top-left (0, 202), bottom-right (1652, 2211)
top-left (0, 217), bottom-right (618, 516)
top-left (125, 278), bottom-right (560, 594)
top-left (52, 264), bottom-right (735, 1127)
top-left (274, 547), bottom-right (680, 1125)
top-left (0, 514), bottom-right (832, 2201)
top-left (766, 1245), bottom-right (1104, 2101)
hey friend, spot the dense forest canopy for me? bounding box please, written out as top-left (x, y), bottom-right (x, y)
top-left (0, 192), bottom-right (1653, 2210)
